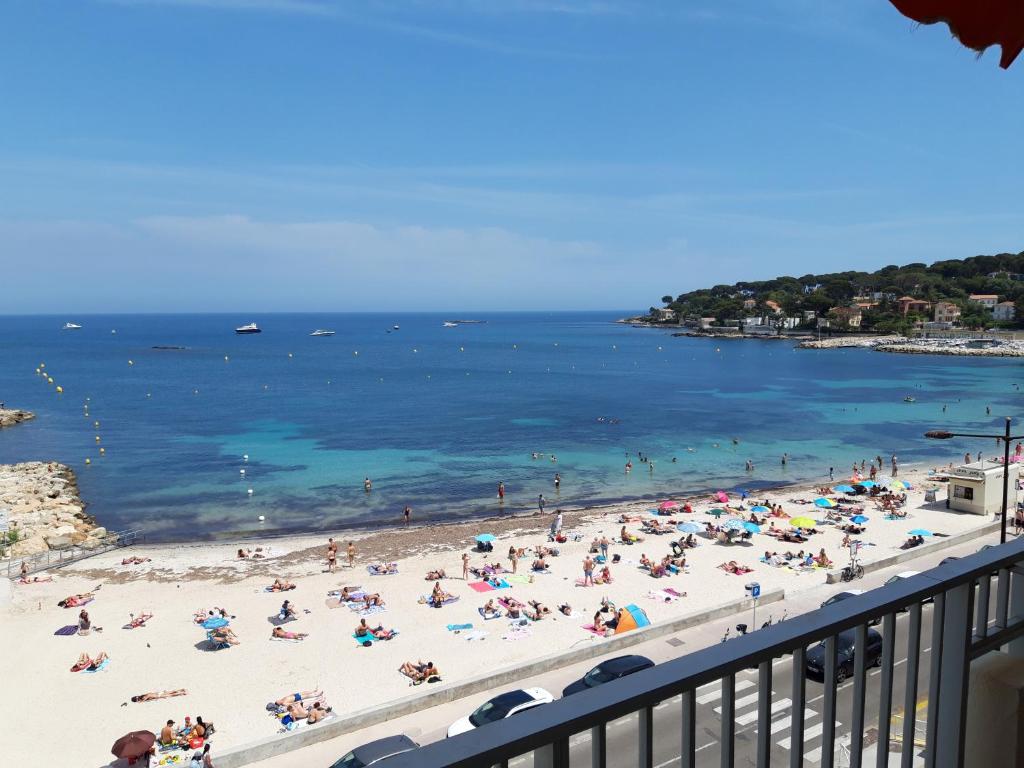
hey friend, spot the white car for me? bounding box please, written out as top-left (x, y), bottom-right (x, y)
top-left (447, 688), bottom-right (555, 737)
top-left (885, 570), bottom-right (920, 585)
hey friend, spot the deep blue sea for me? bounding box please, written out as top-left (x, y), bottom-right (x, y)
top-left (0, 313), bottom-right (1020, 541)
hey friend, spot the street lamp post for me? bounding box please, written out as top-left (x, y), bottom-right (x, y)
top-left (925, 417), bottom-right (1024, 545)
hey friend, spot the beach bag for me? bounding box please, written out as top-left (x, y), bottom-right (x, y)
top-left (189, 737), bottom-right (204, 750)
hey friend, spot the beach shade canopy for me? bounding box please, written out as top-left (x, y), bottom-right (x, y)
top-left (833, 484), bottom-right (856, 493)
top-left (909, 528), bottom-right (933, 537)
top-left (790, 517), bottom-right (817, 529)
top-left (900, 480), bottom-right (913, 489)
top-left (111, 731), bottom-right (156, 760)
top-left (742, 521), bottom-right (762, 534)
top-left (708, 508), bottom-right (725, 519)
top-left (721, 519), bottom-right (745, 531)
top-left (858, 480), bottom-right (877, 488)
top-left (715, 491), bottom-right (729, 503)
top-left (615, 604), bottom-right (651, 634)
top-left (750, 505), bottom-right (770, 513)
top-left (677, 522), bottom-right (702, 534)
top-left (475, 533), bottom-right (496, 543)
top-left (201, 616), bottom-right (228, 630)
top-left (888, 0), bottom-right (1024, 69)
top-left (659, 501), bottom-right (681, 511)
top-left (814, 497), bottom-right (838, 508)
top-left (851, 515), bottom-right (870, 524)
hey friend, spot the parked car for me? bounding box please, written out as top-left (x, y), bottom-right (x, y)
top-left (819, 590), bottom-right (880, 626)
top-left (562, 654), bottom-right (655, 697)
top-left (805, 627), bottom-right (883, 682)
top-left (939, 556), bottom-right (960, 566)
top-left (329, 735), bottom-right (419, 768)
top-left (447, 688), bottom-right (555, 737)
top-left (884, 570), bottom-right (920, 585)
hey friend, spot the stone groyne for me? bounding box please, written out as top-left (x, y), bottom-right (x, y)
top-left (0, 409), bottom-right (35, 429)
top-left (797, 336), bottom-right (907, 349)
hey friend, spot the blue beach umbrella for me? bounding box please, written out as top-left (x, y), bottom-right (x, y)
top-left (750, 505), bottom-right (770, 513)
top-left (475, 533), bottom-right (496, 543)
top-left (677, 522), bottom-right (702, 534)
top-left (202, 617), bottom-right (228, 630)
top-left (720, 519), bottom-right (745, 531)
top-left (814, 497), bottom-right (838, 508)
top-left (858, 480), bottom-right (877, 488)
top-left (742, 521), bottom-right (761, 533)
top-left (909, 529), bottom-right (933, 537)
top-left (833, 484), bottom-right (856, 493)
top-left (851, 515), bottom-right (869, 524)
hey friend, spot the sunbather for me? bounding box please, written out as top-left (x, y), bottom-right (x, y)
top-left (531, 558), bottom-right (549, 572)
top-left (354, 617), bottom-right (395, 639)
top-left (78, 609), bottom-right (92, 634)
top-left (306, 701), bottom-right (331, 724)
top-left (269, 579), bottom-right (296, 592)
top-left (58, 593), bottom-right (95, 608)
top-left (71, 652), bottom-right (108, 671)
top-left (211, 627), bottom-right (240, 645)
top-left (370, 562), bottom-right (398, 574)
top-left (280, 600), bottom-right (297, 620)
top-left (17, 574), bottom-right (54, 584)
top-left (620, 526), bottom-right (641, 543)
top-left (238, 549), bottom-right (250, 559)
top-left (121, 556), bottom-right (151, 565)
top-left (719, 560), bottom-right (752, 575)
top-left (363, 593), bottom-right (385, 607)
top-left (131, 689), bottom-right (187, 703)
top-left (596, 565), bottom-right (613, 584)
top-left (558, 603), bottom-right (572, 616)
top-left (275, 690), bottom-right (322, 706)
top-left (527, 599), bottom-right (551, 620)
top-left (430, 581), bottom-right (454, 607)
top-left (425, 569), bottom-right (446, 580)
top-left (272, 626), bottom-right (308, 641)
top-left (400, 659), bottom-right (440, 683)
top-left (127, 611), bottom-right (152, 628)
top-left (481, 599), bottom-right (502, 619)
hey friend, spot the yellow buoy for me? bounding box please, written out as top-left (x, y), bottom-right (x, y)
top-left (128, 360), bottom-right (134, 366)
top-left (40, 363), bottom-right (45, 369)
top-left (95, 436), bottom-right (101, 442)
top-left (55, 386), bottom-right (63, 393)
top-left (85, 458), bottom-right (91, 465)
top-left (99, 447), bottom-right (105, 455)
top-left (94, 421), bottom-right (100, 428)
top-left (47, 377), bottom-right (54, 384)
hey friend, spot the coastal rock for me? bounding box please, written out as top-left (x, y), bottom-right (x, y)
top-left (0, 409), bottom-right (35, 429)
top-left (0, 462), bottom-right (100, 558)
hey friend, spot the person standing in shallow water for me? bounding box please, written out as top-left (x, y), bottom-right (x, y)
top-left (403, 506), bottom-right (411, 526)
top-left (554, 473), bottom-right (560, 491)
top-left (497, 481), bottom-right (505, 503)
top-left (538, 494), bottom-right (546, 514)
top-left (364, 477), bottom-right (372, 492)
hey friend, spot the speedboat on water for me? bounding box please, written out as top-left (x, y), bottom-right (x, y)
top-left (310, 329), bottom-right (336, 337)
top-left (235, 323), bottom-right (262, 334)
top-left (443, 321), bottom-right (458, 328)
top-left (62, 322), bottom-right (82, 330)
top-left (903, 396), bottom-right (915, 403)
top-left (392, 324), bottom-right (400, 330)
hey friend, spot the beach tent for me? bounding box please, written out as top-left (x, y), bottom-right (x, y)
top-left (615, 604), bottom-right (651, 635)
top-left (833, 484), bottom-right (856, 494)
top-left (659, 501), bottom-right (680, 512)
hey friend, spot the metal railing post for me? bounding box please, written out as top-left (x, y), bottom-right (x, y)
top-left (680, 690), bottom-right (695, 768)
top-left (900, 603), bottom-right (922, 768)
top-left (1009, 567), bottom-right (1024, 657)
top-left (876, 613), bottom-right (896, 768)
top-left (756, 660), bottom-right (773, 768)
top-left (791, 646), bottom-right (807, 768)
top-left (932, 583), bottom-right (974, 768)
top-left (850, 624), bottom-right (868, 767)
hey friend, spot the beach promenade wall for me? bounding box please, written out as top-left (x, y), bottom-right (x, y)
top-left (824, 519), bottom-right (1001, 584)
top-left (154, 589), bottom-right (785, 768)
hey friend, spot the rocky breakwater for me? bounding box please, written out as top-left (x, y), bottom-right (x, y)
top-left (0, 462), bottom-right (106, 558)
top-left (798, 336), bottom-right (907, 350)
top-left (0, 408), bottom-right (35, 429)
top-left (876, 340), bottom-right (1024, 357)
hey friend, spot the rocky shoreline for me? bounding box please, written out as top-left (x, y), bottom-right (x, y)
top-left (0, 462), bottom-right (107, 558)
top-left (0, 408), bottom-right (35, 429)
top-left (799, 335), bottom-right (1024, 356)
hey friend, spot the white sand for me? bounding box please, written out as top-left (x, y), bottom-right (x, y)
top-left (0, 463), bottom-right (992, 765)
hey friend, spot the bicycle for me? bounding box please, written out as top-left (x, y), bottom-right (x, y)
top-left (840, 559), bottom-right (865, 582)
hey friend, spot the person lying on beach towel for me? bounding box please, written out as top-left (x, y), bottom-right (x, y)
top-left (121, 556), bottom-right (151, 565)
top-left (368, 562), bottom-right (399, 575)
top-left (399, 660), bottom-right (440, 684)
top-left (274, 690), bottom-right (323, 706)
top-left (131, 689), bottom-right (187, 703)
top-left (619, 513), bottom-right (643, 523)
top-left (500, 596), bottom-right (526, 618)
top-left (526, 599), bottom-right (551, 620)
top-left (272, 626), bottom-right (308, 641)
top-left (619, 526), bottom-right (642, 544)
top-left (531, 558), bottom-right (549, 572)
top-left (480, 599), bottom-right (503, 619)
top-left (268, 579), bottom-right (296, 592)
top-left (126, 611), bottom-right (152, 629)
top-left (71, 652), bottom-right (109, 672)
top-left (425, 569), bottom-right (446, 580)
top-left (354, 618), bottom-right (396, 640)
top-left (558, 603), bottom-right (572, 616)
top-left (58, 593), bottom-right (95, 608)
top-left (719, 561), bottom-right (753, 575)
top-left (211, 627), bottom-right (240, 645)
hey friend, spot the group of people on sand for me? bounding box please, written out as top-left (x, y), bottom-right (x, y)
top-left (762, 548), bottom-right (832, 569)
top-left (427, 581), bottom-right (455, 608)
top-left (400, 659), bottom-right (440, 684)
top-left (638, 553), bottom-right (685, 578)
top-left (273, 691), bottom-right (332, 726)
top-left (71, 651), bottom-right (109, 671)
top-left (354, 617), bottom-right (396, 640)
top-left (236, 547), bottom-right (267, 559)
top-left (268, 579), bottom-right (296, 592)
top-left (325, 538), bottom-right (358, 572)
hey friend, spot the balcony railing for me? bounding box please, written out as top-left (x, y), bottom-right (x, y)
top-left (383, 537), bottom-right (1024, 768)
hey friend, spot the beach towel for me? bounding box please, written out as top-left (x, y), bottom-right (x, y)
top-left (420, 595), bottom-right (460, 607)
top-left (464, 630), bottom-right (488, 641)
top-left (581, 624), bottom-right (609, 637)
top-left (270, 635), bottom-right (305, 642)
top-left (327, 589), bottom-right (365, 599)
top-left (468, 581), bottom-right (494, 593)
top-left (367, 565), bottom-right (398, 576)
top-left (352, 630), bottom-right (397, 644)
top-left (502, 626), bottom-right (532, 641)
top-left (506, 574), bottom-right (532, 585)
top-left (84, 658), bottom-right (111, 673)
top-left (489, 579), bottom-right (510, 590)
top-left (446, 623), bottom-right (473, 632)
top-left (358, 605), bottom-right (387, 617)
top-left (478, 607), bottom-right (503, 620)
top-left (324, 598), bottom-right (342, 610)
top-left (54, 625), bottom-right (78, 636)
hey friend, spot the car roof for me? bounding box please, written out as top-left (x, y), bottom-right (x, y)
top-left (835, 627), bottom-right (882, 644)
top-left (835, 589), bottom-right (864, 597)
top-left (489, 690), bottom-right (535, 709)
top-left (895, 571), bottom-right (920, 578)
top-left (350, 737), bottom-right (417, 765)
top-left (352, 735), bottom-right (418, 763)
top-left (599, 655), bottom-right (654, 674)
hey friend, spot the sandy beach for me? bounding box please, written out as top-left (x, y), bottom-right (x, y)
top-left (0, 459), bottom-right (997, 766)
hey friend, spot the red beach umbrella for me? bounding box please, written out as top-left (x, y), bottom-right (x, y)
top-left (111, 730), bottom-right (156, 761)
top-left (889, 0), bottom-right (1024, 68)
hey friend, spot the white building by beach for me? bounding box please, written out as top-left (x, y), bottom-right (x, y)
top-left (946, 460), bottom-right (1019, 517)
top-left (993, 301), bottom-right (1017, 322)
top-left (968, 293), bottom-right (1000, 309)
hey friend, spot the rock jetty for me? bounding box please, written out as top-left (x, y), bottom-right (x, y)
top-left (798, 336), bottom-right (907, 349)
top-left (799, 335), bottom-right (1024, 357)
top-left (0, 408), bottom-right (35, 429)
top-left (0, 462), bottom-right (106, 558)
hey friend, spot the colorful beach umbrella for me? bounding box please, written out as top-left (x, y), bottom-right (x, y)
top-left (814, 497), bottom-right (838, 508)
top-left (677, 522), bottom-right (702, 533)
top-left (708, 508), bottom-right (725, 518)
top-left (750, 505), bottom-right (770, 513)
top-left (851, 515), bottom-right (869, 524)
top-left (909, 528), bottom-right (933, 537)
top-left (900, 480), bottom-right (913, 489)
top-left (858, 480), bottom-right (877, 488)
top-left (659, 501), bottom-right (681, 511)
top-left (833, 484), bottom-right (856, 493)
top-left (790, 517), bottom-right (816, 529)
top-left (721, 519), bottom-right (745, 531)
top-left (714, 491), bottom-right (729, 503)
top-left (475, 533), bottom-right (496, 543)
top-left (201, 616), bottom-right (228, 630)
top-left (742, 521), bottom-right (761, 533)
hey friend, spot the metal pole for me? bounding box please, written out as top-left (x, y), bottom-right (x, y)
top-left (1002, 417), bottom-right (1011, 545)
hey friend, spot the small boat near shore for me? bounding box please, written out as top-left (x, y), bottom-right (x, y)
top-left (443, 321), bottom-right (458, 328)
top-left (235, 323), bottom-right (261, 334)
top-left (310, 329), bottom-right (336, 337)
top-left (903, 396), bottom-right (916, 403)
top-left (392, 324), bottom-right (401, 330)
top-left (62, 322), bottom-right (82, 330)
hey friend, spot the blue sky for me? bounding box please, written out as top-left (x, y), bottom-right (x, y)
top-left (1, 0), bottom-right (1022, 313)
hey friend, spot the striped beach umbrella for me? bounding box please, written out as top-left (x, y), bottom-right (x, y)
top-left (814, 497), bottom-right (838, 508)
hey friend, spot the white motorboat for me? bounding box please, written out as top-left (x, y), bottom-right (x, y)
top-left (310, 329), bottom-right (336, 337)
top-left (392, 324), bottom-right (400, 330)
top-left (235, 323), bottom-right (262, 334)
top-left (62, 322), bottom-right (82, 330)
top-left (443, 321), bottom-right (458, 328)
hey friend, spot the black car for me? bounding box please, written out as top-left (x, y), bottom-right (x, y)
top-left (805, 628), bottom-right (883, 683)
top-left (329, 735), bottom-right (419, 768)
top-left (819, 590), bottom-right (880, 626)
top-left (562, 654), bottom-right (655, 697)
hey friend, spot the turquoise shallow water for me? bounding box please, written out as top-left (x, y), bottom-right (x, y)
top-left (0, 312), bottom-right (1020, 541)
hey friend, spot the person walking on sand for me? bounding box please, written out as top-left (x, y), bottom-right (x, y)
top-left (462, 553), bottom-right (470, 580)
top-left (346, 541), bottom-right (356, 568)
top-left (583, 555), bottom-right (595, 587)
top-left (600, 535), bottom-right (610, 559)
top-left (538, 494), bottom-right (546, 514)
top-left (403, 506), bottom-right (411, 526)
top-left (327, 538), bottom-right (337, 573)
top-left (508, 546), bottom-right (518, 574)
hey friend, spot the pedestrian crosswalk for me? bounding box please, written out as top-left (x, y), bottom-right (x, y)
top-left (696, 680), bottom-right (841, 765)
